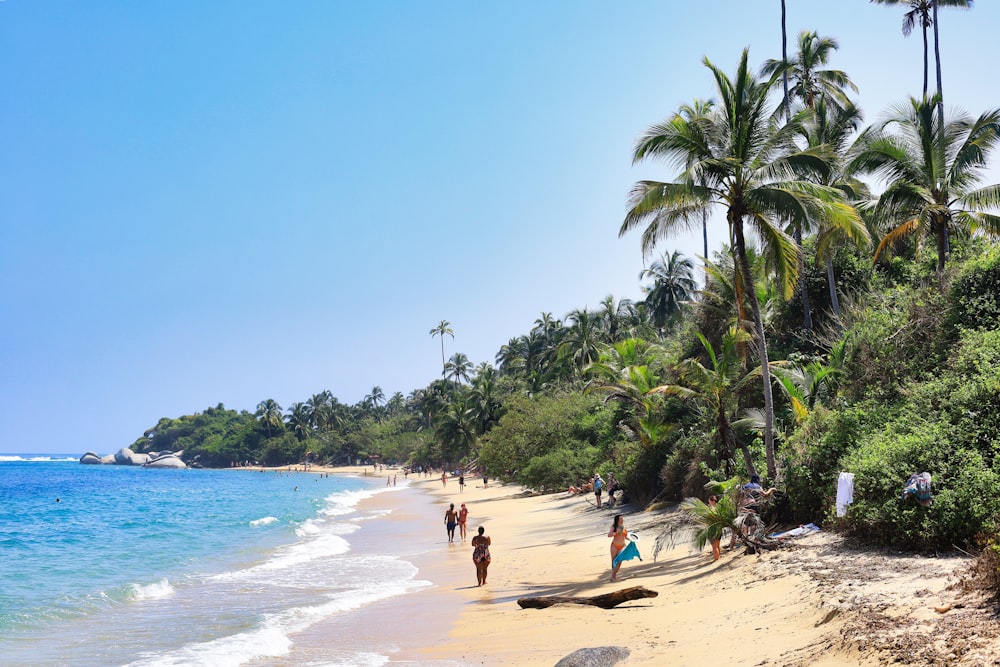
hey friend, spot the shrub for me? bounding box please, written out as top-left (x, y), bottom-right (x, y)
top-left (950, 245), bottom-right (1000, 331)
top-left (517, 445), bottom-right (599, 492)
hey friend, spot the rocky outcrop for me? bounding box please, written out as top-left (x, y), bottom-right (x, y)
top-left (79, 449), bottom-right (186, 468)
top-left (554, 647), bottom-right (630, 667)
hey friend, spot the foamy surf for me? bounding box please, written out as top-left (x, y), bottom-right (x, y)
top-left (250, 516), bottom-right (278, 527)
top-left (128, 579), bottom-right (175, 601)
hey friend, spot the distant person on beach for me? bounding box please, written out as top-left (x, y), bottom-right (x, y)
top-left (471, 526), bottom-right (491, 586)
top-left (458, 502), bottom-right (469, 541)
top-left (442, 472), bottom-right (447, 487)
top-left (459, 474), bottom-right (465, 492)
top-left (445, 503), bottom-right (459, 543)
top-left (608, 514), bottom-right (627, 581)
top-left (594, 474), bottom-right (604, 509)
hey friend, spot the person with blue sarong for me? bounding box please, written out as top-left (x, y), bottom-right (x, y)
top-left (608, 515), bottom-right (641, 581)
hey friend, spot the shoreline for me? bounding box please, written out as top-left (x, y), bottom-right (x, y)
top-left (237, 466), bottom-right (994, 665)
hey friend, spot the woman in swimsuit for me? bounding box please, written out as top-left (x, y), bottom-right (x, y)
top-left (458, 503), bottom-right (469, 541)
top-left (471, 525), bottom-right (491, 586)
top-left (608, 514), bottom-right (627, 582)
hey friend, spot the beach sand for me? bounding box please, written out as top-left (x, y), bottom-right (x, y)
top-left (272, 466), bottom-right (1000, 665)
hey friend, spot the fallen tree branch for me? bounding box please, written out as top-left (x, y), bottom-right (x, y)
top-left (517, 586), bottom-right (658, 610)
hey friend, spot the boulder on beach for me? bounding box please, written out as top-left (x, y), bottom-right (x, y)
top-left (79, 451), bottom-right (103, 465)
top-left (145, 455), bottom-right (186, 469)
top-left (113, 448), bottom-right (150, 465)
top-left (554, 647), bottom-right (631, 667)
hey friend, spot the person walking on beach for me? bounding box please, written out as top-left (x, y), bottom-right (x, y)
top-left (471, 525), bottom-right (491, 586)
top-left (608, 514), bottom-right (627, 581)
top-left (708, 495), bottom-right (722, 561)
top-left (459, 473), bottom-right (465, 492)
top-left (594, 474), bottom-right (604, 509)
top-left (458, 502), bottom-right (469, 541)
top-left (444, 503), bottom-right (459, 543)
top-left (441, 472), bottom-right (447, 487)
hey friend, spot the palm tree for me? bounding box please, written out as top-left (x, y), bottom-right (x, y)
top-left (597, 295), bottom-right (635, 343)
top-left (444, 352), bottom-right (473, 390)
top-left (255, 398), bottom-right (284, 438)
top-left (622, 48), bottom-right (861, 479)
top-left (429, 320), bottom-right (454, 377)
top-left (639, 251), bottom-right (697, 332)
top-left (558, 308), bottom-right (603, 377)
top-left (650, 329), bottom-right (759, 477)
top-left (802, 99), bottom-right (872, 319)
top-left (762, 31), bottom-right (858, 115)
top-left (435, 399), bottom-right (478, 465)
top-left (852, 95), bottom-right (1000, 273)
top-left (285, 402), bottom-right (312, 440)
top-left (763, 30), bottom-right (859, 331)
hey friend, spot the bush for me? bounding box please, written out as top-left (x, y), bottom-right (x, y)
top-left (950, 245), bottom-right (1000, 331)
top-left (518, 444), bottom-right (599, 492)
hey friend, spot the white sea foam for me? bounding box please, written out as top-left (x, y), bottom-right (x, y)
top-left (249, 516), bottom-right (278, 527)
top-left (125, 578), bottom-right (432, 667)
top-left (128, 579), bottom-right (175, 601)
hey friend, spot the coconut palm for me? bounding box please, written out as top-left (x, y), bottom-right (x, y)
top-left (762, 31), bottom-right (858, 115)
top-left (639, 250), bottom-right (697, 333)
top-left (622, 48), bottom-right (862, 478)
top-left (802, 99), bottom-right (872, 319)
top-left (444, 352), bottom-right (473, 390)
top-left (255, 398), bottom-right (284, 438)
top-left (558, 308), bottom-right (603, 377)
top-left (435, 399), bottom-right (478, 465)
top-left (429, 320), bottom-right (454, 377)
top-left (650, 328), bottom-right (759, 477)
top-left (285, 402), bottom-right (312, 440)
top-left (852, 95), bottom-right (1000, 273)
top-left (870, 1), bottom-right (972, 103)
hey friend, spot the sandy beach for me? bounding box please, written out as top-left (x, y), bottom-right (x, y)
top-left (277, 466), bottom-right (1000, 666)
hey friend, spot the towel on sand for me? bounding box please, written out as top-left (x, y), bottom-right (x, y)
top-left (612, 540), bottom-right (642, 568)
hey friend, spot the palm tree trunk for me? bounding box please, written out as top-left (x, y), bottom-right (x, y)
top-left (781, 0), bottom-right (790, 120)
top-left (921, 22), bottom-right (929, 97)
top-left (932, 1), bottom-right (950, 260)
top-left (794, 228), bottom-right (813, 331)
top-left (826, 255), bottom-right (841, 320)
top-left (733, 218), bottom-right (777, 480)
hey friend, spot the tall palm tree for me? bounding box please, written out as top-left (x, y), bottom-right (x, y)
top-left (869, 1), bottom-right (972, 118)
top-left (852, 95), bottom-right (1000, 273)
top-left (285, 402), bottom-right (312, 440)
top-left (255, 398), bottom-right (284, 438)
top-left (802, 99), bottom-right (872, 319)
top-left (429, 320), bottom-right (454, 377)
top-left (622, 48), bottom-right (861, 479)
top-left (639, 250), bottom-right (697, 333)
top-left (558, 308), bottom-right (603, 377)
top-left (763, 30), bottom-right (858, 331)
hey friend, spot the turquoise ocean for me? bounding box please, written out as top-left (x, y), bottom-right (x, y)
top-left (0, 456), bottom-right (456, 667)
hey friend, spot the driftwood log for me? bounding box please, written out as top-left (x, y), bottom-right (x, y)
top-left (517, 586), bottom-right (658, 610)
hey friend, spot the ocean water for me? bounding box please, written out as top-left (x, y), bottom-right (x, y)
top-left (0, 456), bottom-right (440, 667)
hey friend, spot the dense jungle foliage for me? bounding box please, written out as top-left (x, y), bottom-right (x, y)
top-left (128, 35), bottom-right (1000, 553)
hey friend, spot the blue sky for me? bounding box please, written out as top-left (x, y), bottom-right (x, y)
top-left (1, 1), bottom-right (997, 455)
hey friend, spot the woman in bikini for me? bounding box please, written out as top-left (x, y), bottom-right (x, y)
top-left (458, 503), bottom-right (469, 541)
top-left (471, 525), bottom-right (491, 586)
top-left (608, 514), bottom-right (627, 582)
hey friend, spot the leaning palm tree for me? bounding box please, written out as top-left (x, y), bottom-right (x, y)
top-left (622, 48), bottom-right (862, 479)
top-left (852, 95), bottom-right (1000, 273)
top-left (429, 320), bottom-right (454, 377)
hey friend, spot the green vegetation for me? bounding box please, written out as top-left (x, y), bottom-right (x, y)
top-left (130, 14), bottom-right (1000, 554)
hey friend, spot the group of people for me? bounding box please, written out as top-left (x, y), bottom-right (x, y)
top-left (445, 501), bottom-right (491, 586)
top-left (567, 472), bottom-right (621, 510)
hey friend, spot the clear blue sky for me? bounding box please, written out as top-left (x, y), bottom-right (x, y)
top-left (1, 1), bottom-right (996, 455)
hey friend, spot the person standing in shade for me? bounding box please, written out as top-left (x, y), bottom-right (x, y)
top-left (594, 474), bottom-right (604, 509)
top-left (444, 503), bottom-right (459, 543)
top-left (458, 502), bottom-right (469, 541)
top-left (471, 526), bottom-right (491, 586)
